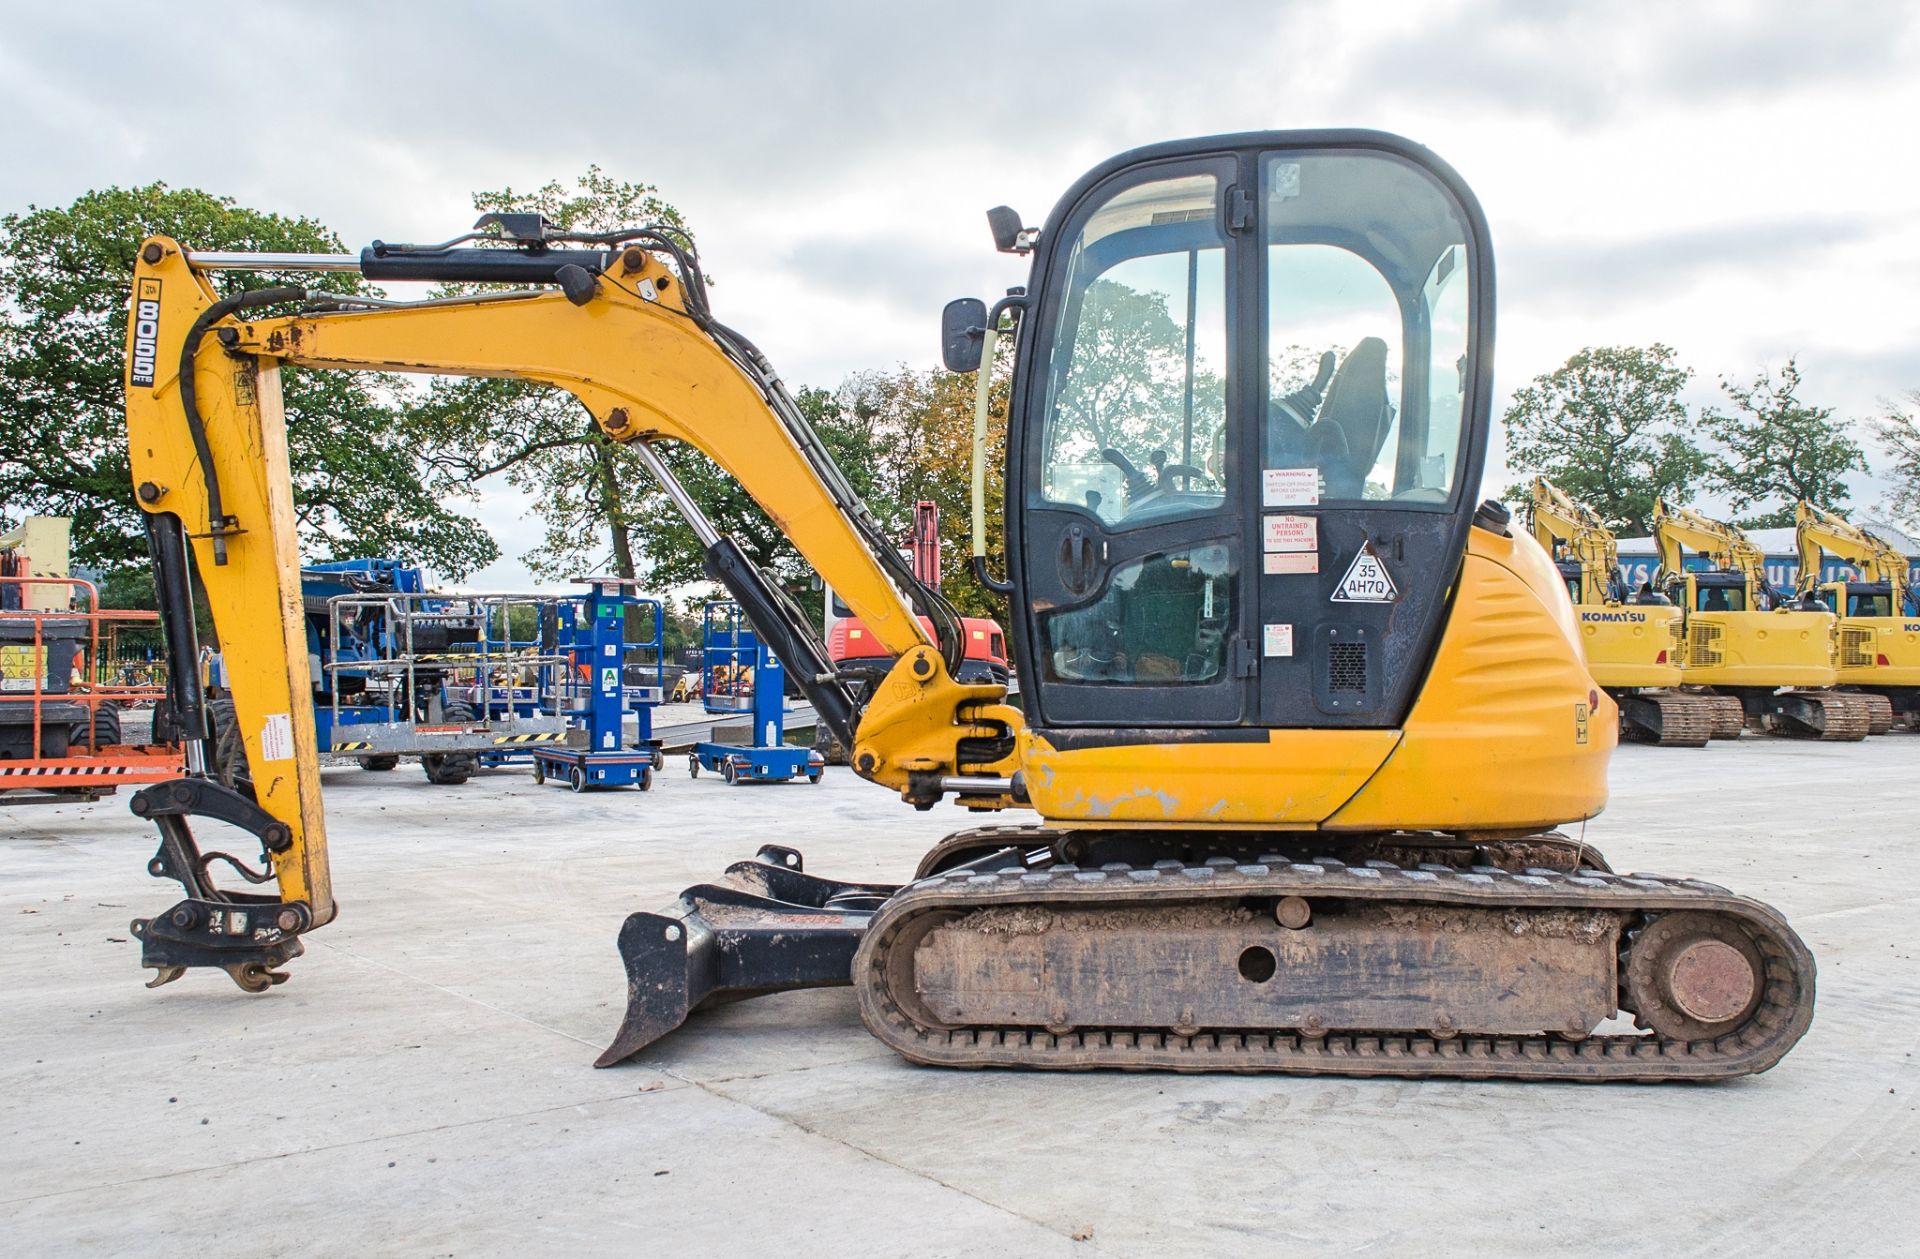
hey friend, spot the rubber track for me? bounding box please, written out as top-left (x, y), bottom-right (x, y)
top-left (1857, 692), bottom-right (1896, 736)
top-left (854, 855), bottom-right (1815, 1082)
top-left (1620, 691), bottom-right (1716, 747)
top-left (1705, 694), bottom-right (1748, 739)
top-left (1773, 690), bottom-right (1871, 742)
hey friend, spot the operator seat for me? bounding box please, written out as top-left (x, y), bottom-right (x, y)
top-left (1306, 337), bottom-right (1394, 499)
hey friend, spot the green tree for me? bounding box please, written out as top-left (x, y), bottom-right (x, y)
top-left (0, 184), bottom-right (496, 578)
top-left (616, 385), bottom-right (887, 623)
top-left (1702, 358), bottom-right (1865, 528)
top-left (1501, 344), bottom-right (1706, 536)
top-left (404, 168), bottom-right (696, 581)
top-left (830, 340), bottom-right (1014, 620)
top-left (1049, 278), bottom-right (1225, 480)
top-left (1873, 389), bottom-right (1920, 531)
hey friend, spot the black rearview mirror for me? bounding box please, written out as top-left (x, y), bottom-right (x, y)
top-left (941, 297), bottom-right (988, 373)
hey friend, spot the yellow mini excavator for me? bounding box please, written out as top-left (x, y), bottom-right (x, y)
top-left (1653, 500), bottom-right (1869, 740)
top-left (1526, 478), bottom-right (1726, 744)
top-left (119, 131), bottom-right (1813, 1081)
top-left (1796, 501), bottom-right (1920, 732)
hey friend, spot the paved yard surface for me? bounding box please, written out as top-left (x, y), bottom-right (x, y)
top-left (4, 737), bottom-right (1916, 1256)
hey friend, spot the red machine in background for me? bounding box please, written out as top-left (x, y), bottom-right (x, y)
top-left (823, 501), bottom-right (1008, 686)
top-left (1, 519), bottom-right (183, 804)
top-left (817, 502), bottom-right (1007, 764)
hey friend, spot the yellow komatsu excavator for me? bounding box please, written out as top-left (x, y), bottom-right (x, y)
top-left (1795, 501), bottom-right (1919, 732)
top-left (1653, 500), bottom-right (1869, 740)
top-left (1526, 478), bottom-right (1726, 745)
top-left (119, 131), bottom-right (1813, 1081)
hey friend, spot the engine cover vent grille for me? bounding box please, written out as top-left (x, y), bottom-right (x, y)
top-left (1313, 625), bottom-right (1378, 715)
top-left (1327, 641), bottom-right (1367, 693)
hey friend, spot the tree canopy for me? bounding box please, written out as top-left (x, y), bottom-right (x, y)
top-left (1500, 344), bottom-right (1705, 536)
top-left (1702, 358), bottom-right (1865, 527)
top-left (1872, 390), bottom-right (1920, 533)
top-left (404, 168), bottom-right (1009, 623)
top-left (400, 168), bottom-right (697, 582)
top-left (0, 183), bottom-right (496, 577)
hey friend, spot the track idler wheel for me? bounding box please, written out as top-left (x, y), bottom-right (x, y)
top-left (1623, 911), bottom-right (1765, 1042)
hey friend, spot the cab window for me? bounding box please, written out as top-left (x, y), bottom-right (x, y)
top-left (1038, 173), bottom-right (1229, 527)
top-left (1262, 153), bottom-right (1471, 506)
top-left (1041, 544), bottom-right (1235, 684)
top-left (1696, 585), bottom-right (1747, 613)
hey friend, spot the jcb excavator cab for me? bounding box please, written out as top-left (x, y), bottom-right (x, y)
top-left (996, 134), bottom-right (1489, 733)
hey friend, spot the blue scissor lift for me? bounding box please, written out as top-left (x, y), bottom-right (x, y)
top-left (530, 578), bottom-right (666, 793)
top-left (689, 601), bottom-right (823, 786)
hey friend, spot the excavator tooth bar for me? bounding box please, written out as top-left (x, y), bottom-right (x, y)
top-left (596, 845), bottom-right (898, 1068)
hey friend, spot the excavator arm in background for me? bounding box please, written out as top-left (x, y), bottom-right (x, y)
top-left (1793, 501), bottom-right (1920, 730)
top-left (1529, 481), bottom-right (1716, 744)
top-left (120, 228), bottom-right (1020, 990)
top-left (1526, 476), bottom-right (1621, 604)
top-left (1795, 501), bottom-right (1912, 603)
top-left (1651, 499), bottom-right (1771, 600)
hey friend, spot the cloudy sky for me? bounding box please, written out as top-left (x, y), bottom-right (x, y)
top-left (5, 0), bottom-right (1917, 584)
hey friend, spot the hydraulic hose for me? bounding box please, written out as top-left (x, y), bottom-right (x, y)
top-left (175, 286), bottom-right (308, 564)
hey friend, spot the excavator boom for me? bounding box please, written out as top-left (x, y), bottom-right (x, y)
top-left (1527, 476), bottom-right (1619, 605)
top-left (1795, 500), bottom-right (1911, 601)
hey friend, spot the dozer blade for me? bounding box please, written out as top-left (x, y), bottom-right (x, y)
top-left (595, 845), bottom-right (897, 1068)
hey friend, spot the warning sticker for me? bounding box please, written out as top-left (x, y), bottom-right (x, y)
top-left (1262, 467), bottom-right (1319, 507)
top-left (1263, 514), bottom-right (1317, 553)
top-left (1263, 624), bottom-right (1294, 657)
top-left (1332, 544), bottom-right (1399, 603)
top-left (260, 712), bottom-right (294, 762)
top-left (1263, 553), bottom-right (1318, 575)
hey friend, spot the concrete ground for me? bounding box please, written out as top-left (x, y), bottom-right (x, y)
top-left (3, 736), bottom-right (1917, 1257)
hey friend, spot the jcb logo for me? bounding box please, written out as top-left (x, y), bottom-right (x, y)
top-left (130, 277), bottom-right (162, 387)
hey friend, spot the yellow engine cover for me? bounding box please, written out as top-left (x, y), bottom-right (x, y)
top-left (1680, 610), bottom-right (1837, 689)
top-left (1834, 615), bottom-right (1920, 687)
top-left (1578, 604), bottom-right (1684, 690)
top-left (1017, 527), bottom-right (1613, 833)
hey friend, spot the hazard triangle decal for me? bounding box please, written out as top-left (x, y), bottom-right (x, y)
top-left (1331, 542), bottom-right (1398, 603)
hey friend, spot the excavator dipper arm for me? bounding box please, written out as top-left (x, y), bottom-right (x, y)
top-left (121, 232), bottom-right (1019, 993)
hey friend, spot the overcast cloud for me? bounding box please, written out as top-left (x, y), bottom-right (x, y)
top-left (5, 0), bottom-right (1917, 582)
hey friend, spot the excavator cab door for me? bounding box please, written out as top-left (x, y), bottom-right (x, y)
top-left (1007, 132), bottom-right (1494, 732)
